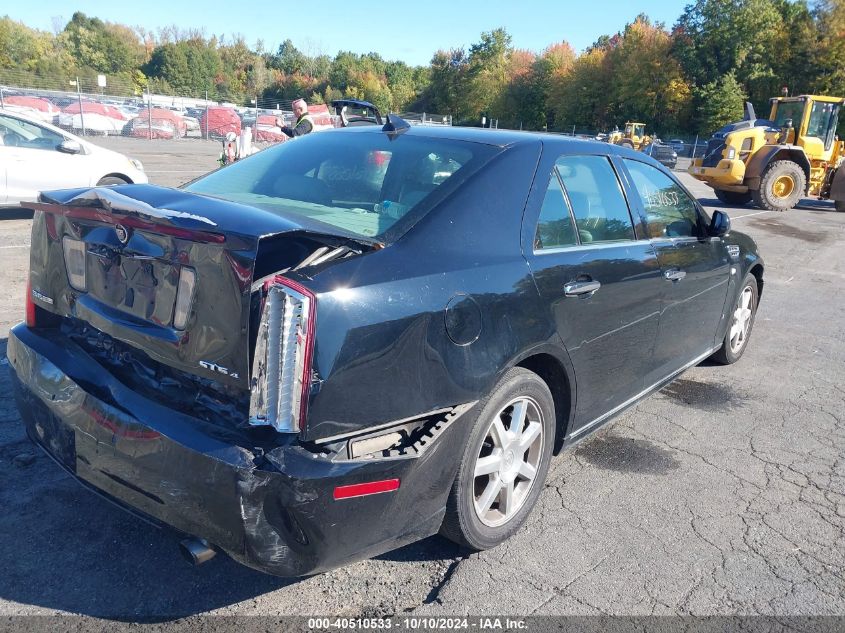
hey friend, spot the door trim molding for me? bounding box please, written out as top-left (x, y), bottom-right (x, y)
top-left (568, 344), bottom-right (721, 440)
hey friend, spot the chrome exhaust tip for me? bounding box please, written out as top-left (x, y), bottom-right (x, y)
top-left (179, 538), bottom-right (216, 565)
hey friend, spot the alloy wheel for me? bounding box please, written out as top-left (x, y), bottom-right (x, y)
top-left (472, 397), bottom-right (544, 527)
top-left (729, 285), bottom-right (754, 354)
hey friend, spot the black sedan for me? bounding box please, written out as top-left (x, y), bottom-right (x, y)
top-left (8, 120), bottom-right (763, 577)
top-left (643, 142), bottom-right (679, 169)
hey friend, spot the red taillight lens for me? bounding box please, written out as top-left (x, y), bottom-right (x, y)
top-left (333, 479), bottom-right (400, 500)
top-left (25, 278), bottom-right (36, 328)
top-left (248, 275), bottom-right (316, 433)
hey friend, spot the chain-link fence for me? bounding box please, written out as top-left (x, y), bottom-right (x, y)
top-left (0, 76), bottom-right (451, 145)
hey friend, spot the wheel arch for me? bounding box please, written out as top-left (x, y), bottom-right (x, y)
top-left (513, 349), bottom-right (576, 455)
top-left (97, 173), bottom-right (133, 185)
top-left (748, 262), bottom-right (765, 300)
top-left (745, 147), bottom-right (810, 192)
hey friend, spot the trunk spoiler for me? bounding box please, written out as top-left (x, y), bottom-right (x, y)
top-left (31, 187), bottom-right (227, 244)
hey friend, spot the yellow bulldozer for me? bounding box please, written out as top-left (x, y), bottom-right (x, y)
top-left (689, 95), bottom-right (845, 212)
top-left (608, 122), bottom-right (652, 151)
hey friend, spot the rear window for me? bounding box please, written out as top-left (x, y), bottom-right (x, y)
top-left (185, 131), bottom-right (497, 242)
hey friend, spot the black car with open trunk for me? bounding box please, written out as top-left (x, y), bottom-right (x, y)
top-left (8, 121), bottom-right (763, 576)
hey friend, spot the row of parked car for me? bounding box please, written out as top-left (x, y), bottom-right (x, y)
top-left (0, 93), bottom-right (327, 140)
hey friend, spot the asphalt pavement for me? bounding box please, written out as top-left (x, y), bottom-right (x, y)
top-left (0, 138), bottom-right (842, 621)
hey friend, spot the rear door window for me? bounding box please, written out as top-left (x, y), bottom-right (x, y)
top-left (534, 171), bottom-right (577, 250)
top-left (555, 155), bottom-right (635, 243)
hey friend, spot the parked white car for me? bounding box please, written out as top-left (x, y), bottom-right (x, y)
top-left (0, 109), bottom-right (147, 206)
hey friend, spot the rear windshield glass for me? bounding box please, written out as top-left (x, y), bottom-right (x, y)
top-left (185, 131), bottom-right (497, 241)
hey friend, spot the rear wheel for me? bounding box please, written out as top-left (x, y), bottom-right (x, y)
top-left (97, 176), bottom-right (129, 186)
top-left (711, 274), bottom-right (758, 365)
top-left (440, 367), bottom-right (554, 550)
top-left (751, 160), bottom-right (805, 211)
top-left (714, 189), bottom-right (752, 206)
top-left (835, 199), bottom-right (845, 213)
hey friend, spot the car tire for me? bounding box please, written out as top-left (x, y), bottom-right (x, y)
top-left (440, 367), bottom-right (554, 550)
top-left (97, 176), bottom-right (129, 186)
top-left (835, 200), bottom-right (845, 213)
top-left (752, 160), bottom-right (805, 211)
top-left (711, 274), bottom-right (759, 365)
top-left (714, 189), bottom-right (753, 206)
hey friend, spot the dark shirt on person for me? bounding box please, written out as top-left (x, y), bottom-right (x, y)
top-left (281, 115), bottom-right (314, 138)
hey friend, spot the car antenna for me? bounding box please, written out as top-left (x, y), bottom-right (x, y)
top-left (382, 113), bottom-right (410, 138)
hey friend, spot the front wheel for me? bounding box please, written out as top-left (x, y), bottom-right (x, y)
top-left (752, 160), bottom-right (805, 211)
top-left (711, 274), bottom-right (759, 365)
top-left (835, 199), bottom-right (845, 213)
top-left (440, 367), bottom-right (554, 550)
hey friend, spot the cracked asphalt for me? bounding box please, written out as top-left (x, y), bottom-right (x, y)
top-left (0, 139), bottom-right (842, 620)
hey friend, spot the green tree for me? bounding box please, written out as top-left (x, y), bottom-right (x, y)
top-left (672, 0), bottom-right (784, 114)
top-left (694, 72), bottom-right (746, 133)
top-left (62, 12), bottom-right (144, 74)
top-left (0, 17), bottom-right (54, 71)
top-left (466, 28), bottom-right (512, 120)
top-left (605, 16), bottom-right (692, 132)
top-left (144, 39), bottom-right (221, 96)
top-left (269, 39), bottom-right (306, 74)
top-left (547, 46), bottom-right (612, 131)
top-left (421, 48), bottom-right (471, 120)
top-left (812, 0), bottom-right (845, 97)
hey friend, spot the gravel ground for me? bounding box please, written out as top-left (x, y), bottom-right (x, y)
top-left (0, 137), bottom-right (842, 622)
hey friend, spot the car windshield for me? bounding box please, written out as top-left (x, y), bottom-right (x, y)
top-left (185, 131), bottom-right (497, 242)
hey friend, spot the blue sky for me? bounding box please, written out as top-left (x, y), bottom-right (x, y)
top-left (7, 1), bottom-right (689, 66)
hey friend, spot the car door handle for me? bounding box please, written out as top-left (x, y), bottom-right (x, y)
top-left (564, 280), bottom-right (601, 297)
top-left (664, 269), bottom-right (687, 281)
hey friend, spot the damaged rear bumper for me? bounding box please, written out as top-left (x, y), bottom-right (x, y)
top-left (7, 323), bottom-right (472, 577)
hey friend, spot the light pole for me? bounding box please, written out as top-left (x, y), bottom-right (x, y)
top-left (70, 77), bottom-right (85, 136)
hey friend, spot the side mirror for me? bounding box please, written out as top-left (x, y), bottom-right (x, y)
top-left (58, 139), bottom-right (82, 154)
top-left (709, 209), bottom-right (731, 237)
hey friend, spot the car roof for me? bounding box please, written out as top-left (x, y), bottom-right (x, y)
top-left (334, 123), bottom-right (653, 159)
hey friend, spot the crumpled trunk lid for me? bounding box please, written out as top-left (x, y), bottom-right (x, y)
top-left (27, 185), bottom-right (346, 394)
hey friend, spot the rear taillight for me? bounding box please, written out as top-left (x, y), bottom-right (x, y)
top-left (61, 236), bottom-right (87, 292)
top-left (249, 276), bottom-right (315, 433)
top-left (25, 277), bottom-right (36, 328)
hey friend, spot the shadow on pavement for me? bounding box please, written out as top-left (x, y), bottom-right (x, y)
top-left (0, 336), bottom-right (459, 620)
top-left (698, 196), bottom-right (836, 213)
top-left (0, 334), bottom-right (293, 620)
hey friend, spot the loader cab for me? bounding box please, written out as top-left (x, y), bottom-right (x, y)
top-left (625, 122), bottom-right (646, 139)
top-left (770, 96), bottom-right (842, 161)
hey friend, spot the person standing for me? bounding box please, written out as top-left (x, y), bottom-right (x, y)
top-left (276, 98), bottom-right (314, 138)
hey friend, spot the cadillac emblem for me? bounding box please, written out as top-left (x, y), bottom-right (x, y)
top-left (114, 224), bottom-right (129, 244)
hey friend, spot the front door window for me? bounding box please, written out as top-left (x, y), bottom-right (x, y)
top-left (623, 159), bottom-right (701, 239)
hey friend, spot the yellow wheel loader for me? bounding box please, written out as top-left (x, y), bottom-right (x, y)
top-left (608, 122), bottom-right (652, 151)
top-left (689, 95), bottom-right (845, 212)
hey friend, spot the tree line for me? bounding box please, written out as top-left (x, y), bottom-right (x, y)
top-left (1, 1), bottom-right (843, 136)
